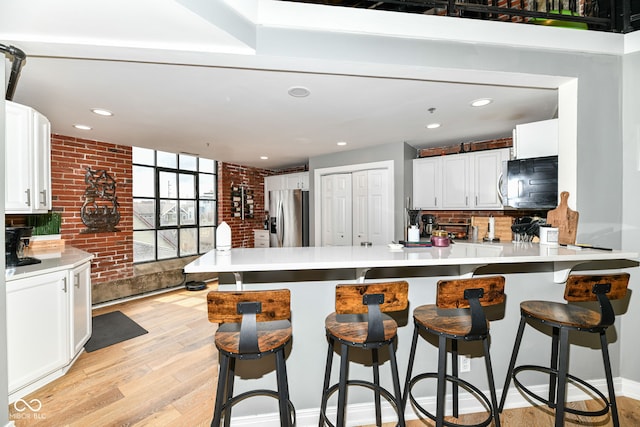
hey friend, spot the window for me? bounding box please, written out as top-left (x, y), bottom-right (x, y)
top-left (132, 148), bottom-right (217, 263)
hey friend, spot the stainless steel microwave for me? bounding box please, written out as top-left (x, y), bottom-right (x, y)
top-left (500, 155), bottom-right (558, 209)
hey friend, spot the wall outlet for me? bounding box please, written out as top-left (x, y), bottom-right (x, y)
top-left (459, 354), bottom-right (471, 373)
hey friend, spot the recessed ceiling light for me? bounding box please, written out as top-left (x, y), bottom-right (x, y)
top-left (337, 141), bottom-right (347, 146)
top-left (426, 123), bottom-right (441, 129)
top-left (260, 156), bottom-right (269, 160)
top-left (288, 86), bottom-right (310, 98)
top-left (73, 124), bottom-right (92, 130)
top-left (91, 108), bottom-right (113, 116)
top-left (471, 98), bottom-right (493, 107)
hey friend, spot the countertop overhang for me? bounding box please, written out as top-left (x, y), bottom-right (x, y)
top-left (184, 242), bottom-right (639, 285)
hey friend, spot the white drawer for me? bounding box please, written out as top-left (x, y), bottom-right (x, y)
top-left (254, 240), bottom-right (269, 248)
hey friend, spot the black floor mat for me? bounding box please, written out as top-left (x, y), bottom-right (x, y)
top-left (84, 310), bottom-right (148, 352)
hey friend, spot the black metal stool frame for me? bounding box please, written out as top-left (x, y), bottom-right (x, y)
top-left (319, 282), bottom-right (408, 427)
top-left (403, 277), bottom-right (505, 427)
top-left (498, 273), bottom-right (630, 427)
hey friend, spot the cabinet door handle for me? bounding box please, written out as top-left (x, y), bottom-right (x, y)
top-left (75, 273), bottom-right (80, 288)
top-left (475, 195), bottom-right (478, 206)
top-left (25, 189), bottom-right (31, 206)
top-left (465, 196), bottom-right (468, 206)
top-left (40, 189), bottom-right (47, 206)
top-left (62, 277), bottom-right (67, 293)
top-left (434, 197), bottom-right (438, 207)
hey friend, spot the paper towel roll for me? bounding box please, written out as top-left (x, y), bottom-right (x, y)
top-left (488, 216), bottom-right (495, 240)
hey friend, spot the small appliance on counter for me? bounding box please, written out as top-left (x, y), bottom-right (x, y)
top-left (421, 214), bottom-right (437, 238)
top-left (5, 226), bottom-right (42, 267)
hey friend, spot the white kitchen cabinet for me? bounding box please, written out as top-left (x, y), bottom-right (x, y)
top-left (71, 262), bottom-right (92, 357)
top-left (413, 148), bottom-right (510, 210)
top-left (264, 172), bottom-right (309, 210)
top-left (472, 148), bottom-right (511, 209)
top-left (5, 101), bottom-right (52, 213)
top-left (253, 229), bottom-right (270, 248)
top-left (442, 153), bottom-right (470, 209)
top-left (513, 118), bottom-right (558, 159)
top-left (6, 270), bottom-right (69, 396)
top-left (412, 157), bottom-right (442, 209)
top-left (6, 255), bottom-right (92, 403)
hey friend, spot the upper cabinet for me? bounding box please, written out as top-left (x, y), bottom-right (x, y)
top-left (264, 171), bottom-right (309, 210)
top-left (413, 148), bottom-right (510, 210)
top-left (513, 118), bottom-right (558, 159)
top-left (5, 101), bottom-right (52, 213)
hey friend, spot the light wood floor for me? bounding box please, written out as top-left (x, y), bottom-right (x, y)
top-left (7, 286), bottom-right (640, 426)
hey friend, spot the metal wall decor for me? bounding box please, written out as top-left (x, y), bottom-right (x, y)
top-left (230, 185), bottom-right (254, 220)
top-left (80, 167), bottom-right (121, 233)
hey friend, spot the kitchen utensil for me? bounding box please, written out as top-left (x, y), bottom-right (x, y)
top-left (545, 191), bottom-right (579, 245)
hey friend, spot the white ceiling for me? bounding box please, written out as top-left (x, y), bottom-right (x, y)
top-left (1, 0), bottom-right (562, 170)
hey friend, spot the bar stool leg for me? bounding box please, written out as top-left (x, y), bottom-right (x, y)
top-left (212, 354), bottom-right (230, 427)
top-left (223, 357), bottom-right (235, 427)
top-left (336, 343), bottom-right (350, 427)
top-left (402, 326), bottom-right (420, 410)
top-left (452, 339), bottom-right (459, 418)
top-left (549, 327), bottom-right (560, 409)
top-left (319, 337), bottom-right (335, 427)
top-left (600, 331), bottom-right (620, 427)
top-left (276, 348), bottom-right (291, 427)
top-left (499, 316), bottom-right (526, 412)
top-left (482, 338), bottom-right (501, 427)
top-left (372, 348), bottom-right (382, 426)
top-left (436, 334), bottom-right (447, 427)
top-left (554, 328), bottom-right (570, 427)
top-left (388, 340), bottom-right (405, 426)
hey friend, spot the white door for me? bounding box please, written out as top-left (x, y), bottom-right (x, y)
top-left (442, 154), bottom-right (470, 208)
top-left (473, 148), bottom-right (509, 209)
top-left (5, 102), bottom-right (33, 212)
top-left (352, 171), bottom-right (368, 246)
top-left (413, 157), bottom-right (441, 209)
top-left (71, 262), bottom-right (92, 356)
top-left (366, 169), bottom-right (390, 245)
top-left (321, 173), bottom-right (352, 246)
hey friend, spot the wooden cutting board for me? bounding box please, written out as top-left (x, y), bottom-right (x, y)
top-left (546, 191), bottom-right (579, 245)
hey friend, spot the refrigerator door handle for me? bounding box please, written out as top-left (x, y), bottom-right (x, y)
top-left (277, 199), bottom-right (284, 247)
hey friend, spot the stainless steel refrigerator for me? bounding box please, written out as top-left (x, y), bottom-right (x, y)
top-left (269, 189), bottom-right (309, 247)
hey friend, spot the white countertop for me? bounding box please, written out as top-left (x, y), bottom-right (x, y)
top-left (5, 246), bottom-right (94, 281)
top-left (184, 242), bottom-right (638, 283)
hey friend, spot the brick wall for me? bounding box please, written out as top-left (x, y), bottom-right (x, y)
top-left (417, 137), bottom-right (512, 158)
top-left (50, 134), bottom-right (133, 286)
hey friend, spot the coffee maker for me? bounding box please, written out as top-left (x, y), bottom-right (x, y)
top-left (5, 226), bottom-right (41, 267)
top-left (421, 214), bottom-right (437, 238)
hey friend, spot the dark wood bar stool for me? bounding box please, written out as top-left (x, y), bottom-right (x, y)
top-left (498, 273), bottom-right (630, 427)
top-left (403, 276), bottom-right (505, 427)
top-left (207, 289), bottom-right (294, 427)
top-left (319, 281), bottom-right (408, 427)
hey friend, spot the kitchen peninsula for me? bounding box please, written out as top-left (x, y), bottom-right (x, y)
top-left (185, 243), bottom-right (638, 426)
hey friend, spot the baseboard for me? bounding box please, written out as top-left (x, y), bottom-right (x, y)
top-left (225, 376), bottom-right (636, 427)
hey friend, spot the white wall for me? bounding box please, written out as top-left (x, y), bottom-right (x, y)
top-left (1, 57), bottom-right (10, 426)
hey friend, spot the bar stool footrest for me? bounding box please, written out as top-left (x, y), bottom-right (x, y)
top-left (319, 379), bottom-right (402, 427)
top-left (217, 389), bottom-right (296, 426)
top-left (512, 364), bottom-right (611, 417)
top-left (407, 372), bottom-right (494, 427)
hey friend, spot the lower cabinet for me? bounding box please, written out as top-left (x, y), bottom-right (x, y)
top-left (6, 261), bottom-right (92, 402)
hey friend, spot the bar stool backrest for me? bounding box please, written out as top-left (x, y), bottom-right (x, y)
top-left (564, 273), bottom-right (630, 328)
top-left (436, 276), bottom-right (505, 309)
top-left (335, 281), bottom-right (408, 343)
top-left (335, 281), bottom-right (409, 314)
top-left (207, 289), bottom-right (291, 324)
top-left (564, 273), bottom-right (630, 302)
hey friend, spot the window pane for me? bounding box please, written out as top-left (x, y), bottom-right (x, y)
top-left (132, 147), bottom-right (154, 165)
top-left (179, 173), bottom-right (195, 199)
top-left (157, 151), bottom-right (177, 168)
top-left (157, 230), bottom-right (177, 259)
top-left (133, 199), bottom-right (155, 229)
top-left (199, 200), bottom-right (216, 226)
top-left (199, 173), bottom-right (216, 199)
top-left (180, 200), bottom-right (196, 225)
top-left (200, 227), bottom-right (215, 253)
top-left (180, 228), bottom-right (198, 256)
top-left (133, 230), bottom-right (156, 262)
top-left (160, 200), bottom-right (178, 226)
top-left (179, 154), bottom-right (197, 171)
top-left (199, 158), bottom-right (215, 173)
top-left (159, 171), bottom-right (177, 198)
top-left (133, 166), bottom-right (155, 197)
